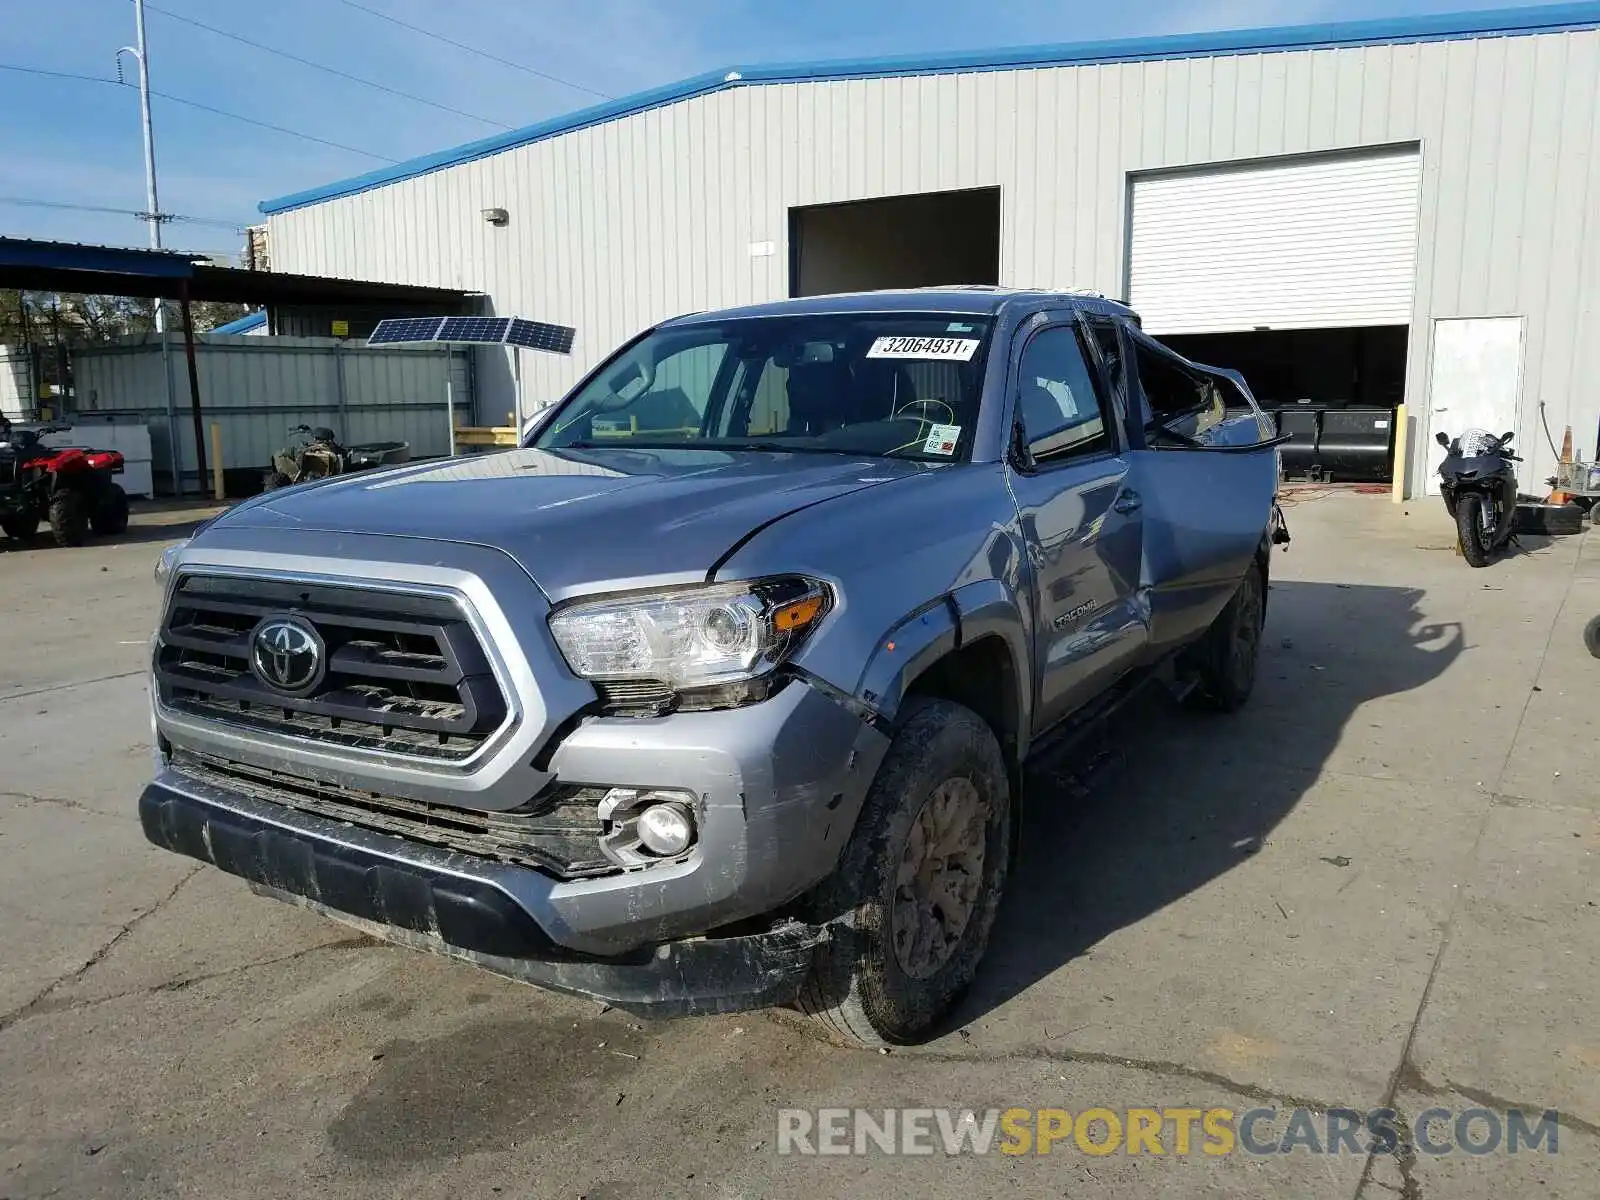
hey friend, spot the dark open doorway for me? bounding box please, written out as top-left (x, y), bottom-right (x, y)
top-left (1160, 325), bottom-right (1409, 483)
top-left (789, 187), bottom-right (1001, 297)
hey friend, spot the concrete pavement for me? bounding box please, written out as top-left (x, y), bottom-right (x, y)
top-left (1, 493), bottom-right (1595, 1198)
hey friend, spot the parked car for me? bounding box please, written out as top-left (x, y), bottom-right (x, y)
top-left (140, 288), bottom-right (1287, 1046)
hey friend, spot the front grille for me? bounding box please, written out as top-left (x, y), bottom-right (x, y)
top-left (171, 750), bottom-right (615, 880)
top-left (156, 574), bottom-right (508, 761)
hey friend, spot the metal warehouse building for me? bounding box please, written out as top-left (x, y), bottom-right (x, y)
top-left (259, 3), bottom-right (1600, 496)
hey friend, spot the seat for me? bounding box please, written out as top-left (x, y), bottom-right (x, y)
top-left (786, 361), bottom-right (856, 433)
top-left (850, 360), bottom-right (916, 421)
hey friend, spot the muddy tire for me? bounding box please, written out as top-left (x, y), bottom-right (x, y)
top-left (1182, 561), bottom-right (1266, 712)
top-left (797, 698), bottom-right (1011, 1048)
top-left (90, 482), bottom-right (129, 536)
top-left (262, 470), bottom-right (290, 492)
top-left (1513, 501), bottom-right (1585, 537)
top-left (1, 513), bottom-right (39, 541)
top-left (1457, 493), bottom-right (1492, 567)
top-left (1585, 615), bottom-right (1600, 660)
top-left (48, 490), bottom-right (89, 547)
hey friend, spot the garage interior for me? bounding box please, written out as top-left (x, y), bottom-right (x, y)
top-left (1162, 326), bottom-right (1409, 484)
top-left (1128, 147), bottom-right (1422, 485)
top-left (789, 187), bottom-right (1000, 297)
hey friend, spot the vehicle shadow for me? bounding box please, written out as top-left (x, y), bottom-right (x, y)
top-left (0, 517), bottom-right (211, 553)
top-left (955, 578), bottom-right (1463, 1028)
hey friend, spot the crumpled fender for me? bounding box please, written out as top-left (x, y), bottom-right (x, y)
top-left (851, 577), bottom-right (1032, 744)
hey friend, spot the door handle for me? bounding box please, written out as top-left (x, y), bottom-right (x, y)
top-left (1114, 490), bottom-right (1142, 514)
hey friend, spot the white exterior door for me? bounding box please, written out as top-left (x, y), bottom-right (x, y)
top-left (1422, 317), bottom-right (1525, 495)
top-left (1128, 149), bottom-right (1422, 334)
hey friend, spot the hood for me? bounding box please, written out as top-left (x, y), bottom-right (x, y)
top-left (213, 446), bottom-right (926, 600)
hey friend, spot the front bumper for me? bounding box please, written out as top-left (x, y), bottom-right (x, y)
top-left (140, 779), bottom-right (825, 1016)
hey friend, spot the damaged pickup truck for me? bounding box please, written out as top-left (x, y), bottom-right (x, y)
top-left (140, 288), bottom-right (1287, 1047)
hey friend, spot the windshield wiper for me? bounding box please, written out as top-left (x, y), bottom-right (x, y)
top-left (557, 439), bottom-right (859, 456)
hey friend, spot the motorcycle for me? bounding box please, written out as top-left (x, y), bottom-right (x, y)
top-left (262, 424), bottom-right (411, 491)
top-left (1434, 428), bottom-right (1520, 567)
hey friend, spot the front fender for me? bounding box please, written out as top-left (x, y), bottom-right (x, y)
top-left (851, 578), bottom-right (1032, 746)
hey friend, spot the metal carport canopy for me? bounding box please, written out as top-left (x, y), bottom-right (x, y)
top-left (0, 237), bottom-right (480, 493)
top-left (0, 237), bottom-right (476, 307)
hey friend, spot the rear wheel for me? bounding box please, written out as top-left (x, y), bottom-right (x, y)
top-left (48, 490), bottom-right (89, 547)
top-left (90, 482), bottom-right (129, 535)
top-left (1586, 615), bottom-right (1600, 659)
top-left (1182, 561), bottom-right (1266, 712)
top-left (797, 698), bottom-right (1011, 1047)
top-left (1, 513), bottom-right (39, 541)
top-left (1457, 493), bottom-right (1491, 567)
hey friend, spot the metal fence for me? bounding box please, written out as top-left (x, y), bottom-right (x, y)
top-left (72, 333), bottom-right (474, 494)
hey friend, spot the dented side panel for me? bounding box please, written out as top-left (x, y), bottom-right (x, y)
top-left (1131, 437), bottom-right (1279, 656)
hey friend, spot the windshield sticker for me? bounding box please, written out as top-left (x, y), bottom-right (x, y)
top-left (868, 336), bottom-right (980, 362)
top-left (923, 424), bottom-right (962, 456)
top-left (946, 321), bottom-right (976, 333)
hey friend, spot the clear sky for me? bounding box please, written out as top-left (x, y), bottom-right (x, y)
top-left (0, 0), bottom-right (1557, 260)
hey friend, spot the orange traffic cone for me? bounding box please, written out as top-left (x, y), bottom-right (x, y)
top-left (1554, 426), bottom-right (1575, 502)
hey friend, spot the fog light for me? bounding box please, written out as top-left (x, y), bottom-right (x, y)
top-left (636, 803), bottom-right (694, 856)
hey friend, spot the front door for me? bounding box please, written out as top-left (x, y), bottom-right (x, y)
top-left (1423, 317), bottom-right (1524, 495)
top-left (1004, 320), bottom-right (1146, 735)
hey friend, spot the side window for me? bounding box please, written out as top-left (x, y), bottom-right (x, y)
top-left (1015, 326), bottom-right (1112, 461)
top-left (593, 342), bottom-right (725, 439)
top-left (1132, 340), bottom-right (1223, 435)
top-left (742, 360), bottom-right (790, 435)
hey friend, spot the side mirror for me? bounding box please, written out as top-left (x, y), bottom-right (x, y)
top-left (1500, 431), bottom-right (1515, 443)
top-left (1435, 431), bottom-right (1450, 447)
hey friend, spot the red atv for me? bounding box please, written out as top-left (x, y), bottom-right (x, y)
top-left (0, 418), bottom-right (130, 548)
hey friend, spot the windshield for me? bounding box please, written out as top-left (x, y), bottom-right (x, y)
top-left (534, 313), bottom-right (994, 461)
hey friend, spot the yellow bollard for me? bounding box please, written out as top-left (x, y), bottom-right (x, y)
top-left (1390, 403), bottom-right (1408, 503)
top-left (210, 423), bottom-right (225, 502)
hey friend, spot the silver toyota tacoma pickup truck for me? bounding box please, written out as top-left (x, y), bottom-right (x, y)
top-left (141, 288), bottom-right (1287, 1046)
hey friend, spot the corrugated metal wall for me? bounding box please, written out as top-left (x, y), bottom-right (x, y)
top-left (267, 28), bottom-right (1600, 493)
top-left (73, 334), bottom-right (470, 493)
top-left (1, 346), bottom-right (34, 420)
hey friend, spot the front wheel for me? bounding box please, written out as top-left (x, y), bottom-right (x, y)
top-left (1, 513), bottom-right (40, 541)
top-left (261, 470), bottom-right (290, 492)
top-left (797, 698), bottom-right (1012, 1047)
top-left (48, 490), bottom-right (89, 547)
top-left (1456, 493), bottom-right (1491, 567)
top-left (1585, 615), bottom-right (1600, 660)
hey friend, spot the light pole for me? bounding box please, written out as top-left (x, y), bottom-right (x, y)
top-left (117, 0), bottom-right (166, 331)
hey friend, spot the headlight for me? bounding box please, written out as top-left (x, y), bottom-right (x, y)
top-left (154, 540), bottom-right (188, 587)
top-left (549, 576), bottom-right (830, 693)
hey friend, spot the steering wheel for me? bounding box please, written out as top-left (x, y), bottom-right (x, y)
top-left (892, 398), bottom-right (955, 426)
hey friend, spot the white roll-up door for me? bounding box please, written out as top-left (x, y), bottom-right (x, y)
top-left (1128, 149), bottom-right (1421, 335)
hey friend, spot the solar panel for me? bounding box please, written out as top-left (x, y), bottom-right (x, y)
top-left (438, 316), bottom-right (512, 344)
top-left (368, 316), bottom-right (446, 344)
top-left (505, 317), bottom-right (576, 355)
top-left (368, 314), bottom-right (574, 352)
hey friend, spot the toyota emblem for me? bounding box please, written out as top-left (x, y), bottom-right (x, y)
top-left (250, 616), bottom-right (325, 695)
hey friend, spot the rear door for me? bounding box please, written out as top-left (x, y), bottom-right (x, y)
top-left (1004, 315), bottom-right (1147, 735)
